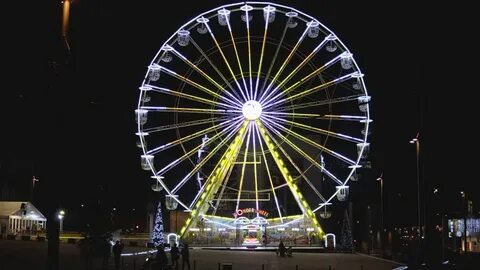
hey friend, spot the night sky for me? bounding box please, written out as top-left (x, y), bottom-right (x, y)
top-left (1, 0), bottom-right (476, 231)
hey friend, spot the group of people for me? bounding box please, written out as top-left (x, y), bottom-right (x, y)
top-left (154, 243), bottom-right (190, 270)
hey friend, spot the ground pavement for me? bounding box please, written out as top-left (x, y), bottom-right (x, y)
top-left (0, 239), bottom-right (403, 270)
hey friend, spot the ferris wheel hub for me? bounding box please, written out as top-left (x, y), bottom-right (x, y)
top-left (242, 100), bottom-right (262, 120)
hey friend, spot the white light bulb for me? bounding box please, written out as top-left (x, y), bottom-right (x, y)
top-left (242, 100), bottom-right (262, 120)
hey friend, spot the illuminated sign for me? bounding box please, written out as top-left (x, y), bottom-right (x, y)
top-left (233, 208), bottom-right (269, 217)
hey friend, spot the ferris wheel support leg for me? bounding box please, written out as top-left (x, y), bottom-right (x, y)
top-left (254, 124), bottom-right (284, 223)
top-left (257, 121), bottom-right (324, 237)
top-left (178, 121), bottom-right (249, 239)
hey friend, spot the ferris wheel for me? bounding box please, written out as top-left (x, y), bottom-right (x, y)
top-left (135, 2), bottom-right (371, 239)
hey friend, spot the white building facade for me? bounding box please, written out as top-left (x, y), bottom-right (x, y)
top-left (0, 201), bottom-right (46, 235)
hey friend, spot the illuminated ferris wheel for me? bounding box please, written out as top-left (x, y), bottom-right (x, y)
top-left (135, 2), bottom-right (371, 240)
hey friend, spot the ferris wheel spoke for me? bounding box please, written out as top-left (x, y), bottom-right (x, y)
top-left (189, 37), bottom-right (244, 103)
top-left (155, 119), bottom-right (243, 176)
top-left (242, 5), bottom-right (254, 100)
top-left (261, 116), bottom-right (356, 166)
top-left (141, 106), bottom-right (240, 115)
top-left (159, 66), bottom-right (240, 108)
top-left (275, 94), bottom-right (362, 112)
top-left (263, 111), bottom-right (368, 122)
top-left (252, 123), bottom-right (260, 217)
top-left (263, 71), bottom-right (359, 110)
top-left (171, 120), bottom-right (244, 194)
top-left (259, 21), bottom-right (289, 101)
top-left (202, 20), bottom-right (249, 102)
top-left (235, 122), bottom-right (253, 212)
top-left (264, 52), bottom-right (345, 105)
top-left (146, 116), bottom-right (242, 155)
top-left (142, 117), bottom-right (227, 133)
top-left (146, 85), bottom-right (237, 110)
top-left (262, 114), bottom-right (363, 144)
top-left (253, 123), bottom-right (284, 222)
top-left (252, 7), bottom-right (272, 100)
top-left (258, 27), bottom-right (309, 103)
top-left (318, 114), bottom-right (369, 122)
top-left (256, 122), bottom-right (327, 203)
top-left (211, 150), bottom-right (239, 215)
top-left (225, 17), bottom-right (250, 100)
top-left (259, 35), bottom-right (330, 104)
top-left (262, 111), bottom-right (320, 118)
top-left (261, 120), bottom-right (343, 186)
top-left (168, 47), bottom-right (244, 106)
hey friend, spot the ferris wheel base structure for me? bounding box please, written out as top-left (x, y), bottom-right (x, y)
top-left (178, 122), bottom-right (323, 246)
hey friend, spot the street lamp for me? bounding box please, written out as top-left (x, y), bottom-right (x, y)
top-left (31, 176), bottom-right (39, 202)
top-left (461, 191), bottom-right (468, 253)
top-left (377, 173), bottom-right (384, 254)
top-left (410, 133), bottom-right (422, 240)
top-left (57, 210), bottom-right (65, 233)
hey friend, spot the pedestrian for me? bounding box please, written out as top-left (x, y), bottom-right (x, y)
top-left (278, 240), bottom-right (286, 257)
top-left (112, 240), bottom-right (124, 270)
top-left (170, 243), bottom-right (180, 270)
top-left (156, 246), bottom-right (168, 270)
top-left (180, 243), bottom-right (191, 270)
top-left (101, 238), bottom-right (111, 270)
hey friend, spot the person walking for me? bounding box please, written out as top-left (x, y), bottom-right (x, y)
top-left (170, 243), bottom-right (180, 270)
top-left (180, 243), bottom-right (191, 270)
top-left (112, 240), bottom-right (124, 270)
top-left (278, 240), bottom-right (286, 257)
top-left (155, 246), bottom-right (168, 270)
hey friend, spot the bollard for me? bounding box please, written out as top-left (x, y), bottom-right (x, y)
top-left (328, 265), bottom-right (332, 270)
top-left (262, 264), bottom-right (265, 270)
top-left (296, 265), bottom-right (298, 270)
top-left (194, 260), bottom-right (196, 270)
top-left (218, 262), bottom-right (221, 270)
top-left (360, 265), bottom-right (363, 270)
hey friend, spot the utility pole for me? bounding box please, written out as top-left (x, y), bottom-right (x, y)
top-left (47, 1), bottom-right (73, 269)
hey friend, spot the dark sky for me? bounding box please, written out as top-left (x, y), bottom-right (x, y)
top-left (1, 0), bottom-right (477, 229)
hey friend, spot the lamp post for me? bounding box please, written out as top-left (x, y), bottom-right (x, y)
top-left (57, 210), bottom-right (65, 234)
top-left (376, 173), bottom-right (384, 255)
top-left (31, 176), bottom-right (39, 202)
top-left (409, 133), bottom-right (422, 240)
top-left (461, 191), bottom-right (468, 253)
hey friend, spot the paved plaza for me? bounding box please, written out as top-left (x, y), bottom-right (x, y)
top-left (0, 239), bottom-right (402, 270)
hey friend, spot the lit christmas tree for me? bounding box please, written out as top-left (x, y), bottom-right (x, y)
top-left (152, 201), bottom-right (165, 248)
